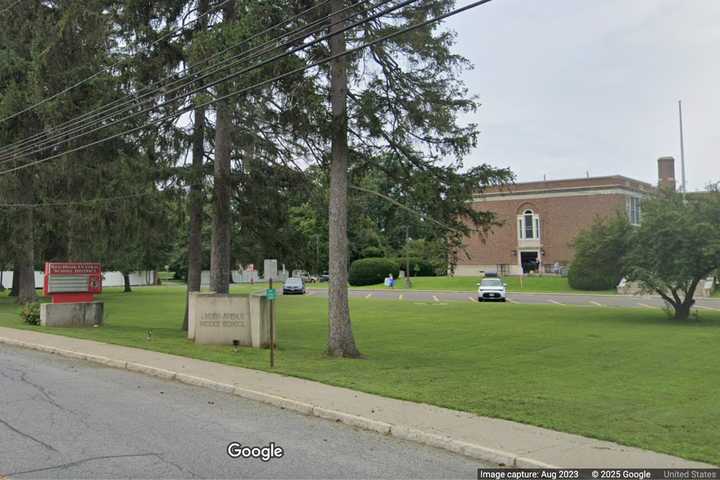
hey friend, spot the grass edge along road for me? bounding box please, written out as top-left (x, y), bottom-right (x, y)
top-left (164, 274), bottom-right (616, 294)
top-left (358, 275), bottom-right (602, 293)
top-left (1, 285), bottom-right (719, 466)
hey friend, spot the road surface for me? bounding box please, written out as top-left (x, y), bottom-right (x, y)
top-left (0, 345), bottom-right (486, 479)
top-left (305, 288), bottom-right (720, 310)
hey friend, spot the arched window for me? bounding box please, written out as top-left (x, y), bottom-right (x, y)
top-left (518, 209), bottom-right (540, 240)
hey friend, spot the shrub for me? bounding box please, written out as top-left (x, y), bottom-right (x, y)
top-left (359, 246), bottom-right (384, 259)
top-left (392, 257), bottom-right (436, 277)
top-left (20, 302), bottom-right (41, 325)
top-left (567, 262), bottom-right (618, 290)
top-left (349, 258), bottom-right (399, 286)
top-left (568, 215), bottom-right (632, 291)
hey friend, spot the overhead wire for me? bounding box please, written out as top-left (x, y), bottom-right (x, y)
top-left (0, 0), bottom-right (406, 167)
top-left (0, 0), bottom-right (387, 165)
top-left (0, 0), bottom-right (21, 16)
top-left (0, 0), bottom-right (496, 177)
top-left (0, 192), bottom-right (156, 209)
top-left (0, 0), bottom-right (234, 125)
top-left (0, 0), bottom-right (339, 159)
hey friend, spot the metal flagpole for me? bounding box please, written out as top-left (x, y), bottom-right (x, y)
top-left (678, 100), bottom-right (687, 196)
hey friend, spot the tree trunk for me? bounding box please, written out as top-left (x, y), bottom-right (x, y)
top-left (210, 99), bottom-right (232, 294)
top-left (184, 0), bottom-right (210, 331)
top-left (326, 0), bottom-right (361, 358)
top-left (123, 272), bottom-right (132, 293)
top-left (673, 301), bottom-right (692, 320)
top-left (16, 171), bottom-right (36, 304)
top-left (672, 280), bottom-right (700, 320)
top-left (210, 1), bottom-right (235, 295)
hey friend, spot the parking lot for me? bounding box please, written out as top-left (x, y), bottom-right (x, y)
top-left (306, 288), bottom-right (720, 311)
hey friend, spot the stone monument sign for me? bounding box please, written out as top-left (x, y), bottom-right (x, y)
top-left (41, 262), bottom-right (104, 327)
top-left (188, 293), bottom-right (270, 347)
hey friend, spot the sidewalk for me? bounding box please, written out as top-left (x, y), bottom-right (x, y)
top-left (0, 327), bottom-right (714, 469)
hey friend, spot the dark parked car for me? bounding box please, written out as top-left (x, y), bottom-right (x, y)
top-left (283, 277), bottom-right (306, 295)
top-left (319, 273), bottom-right (329, 283)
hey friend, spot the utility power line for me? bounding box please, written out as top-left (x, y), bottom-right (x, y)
top-left (0, 0), bottom-right (496, 177)
top-left (0, 0), bottom-right (388, 165)
top-left (0, 0), bottom-right (21, 16)
top-left (0, 192), bottom-right (156, 209)
top-left (0, 0), bottom-right (234, 125)
top-left (349, 185), bottom-right (467, 235)
top-left (0, 0), bottom-right (406, 167)
top-left (0, 0), bottom-right (340, 159)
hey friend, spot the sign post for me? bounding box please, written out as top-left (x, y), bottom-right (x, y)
top-left (267, 279), bottom-right (276, 368)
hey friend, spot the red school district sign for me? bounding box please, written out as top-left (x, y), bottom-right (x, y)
top-left (44, 262), bottom-right (103, 304)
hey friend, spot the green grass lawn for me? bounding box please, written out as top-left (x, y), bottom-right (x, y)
top-left (0, 286), bottom-right (718, 465)
top-left (336, 275), bottom-right (616, 294)
top-left (151, 275), bottom-right (614, 294)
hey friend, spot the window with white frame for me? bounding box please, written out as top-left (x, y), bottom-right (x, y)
top-left (518, 209), bottom-right (540, 239)
top-left (627, 197), bottom-right (641, 225)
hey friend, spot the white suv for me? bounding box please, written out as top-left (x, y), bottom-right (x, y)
top-left (477, 277), bottom-right (507, 302)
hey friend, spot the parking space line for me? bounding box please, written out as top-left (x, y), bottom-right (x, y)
top-left (638, 303), bottom-right (655, 309)
top-left (433, 295), bottom-right (440, 302)
top-left (365, 293), bottom-right (372, 299)
top-left (589, 301), bottom-right (604, 307)
top-left (468, 296), bottom-right (476, 302)
top-left (548, 299), bottom-right (564, 306)
top-left (696, 305), bottom-right (720, 312)
top-left (398, 295), bottom-right (403, 301)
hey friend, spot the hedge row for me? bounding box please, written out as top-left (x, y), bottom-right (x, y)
top-left (349, 257), bottom-right (435, 286)
top-left (567, 259), bottom-right (618, 291)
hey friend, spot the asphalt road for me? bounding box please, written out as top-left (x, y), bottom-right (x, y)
top-left (0, 345), bottom-right (486, 479)
top-left (305, 288), bottom-right (720, 310)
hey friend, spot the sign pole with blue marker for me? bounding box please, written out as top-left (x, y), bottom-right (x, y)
top-left (268, 278), bottom-right (275, 368)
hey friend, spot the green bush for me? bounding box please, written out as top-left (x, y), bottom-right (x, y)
top-left (359, 246), bottom-right (385, 259)
top-left (567, 261), bottom-right (618, 290)
top-left (349, 258), bottom-right (399, 286)
top-left (392, 257), bottom-right (436, 277)
top-left (19, 302), bottom-right (41, 325)
top-left (568, 215), bottom-right (632, 291)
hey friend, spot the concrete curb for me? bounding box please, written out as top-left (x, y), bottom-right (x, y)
top-left (0, 334), bottom-right (556, 469)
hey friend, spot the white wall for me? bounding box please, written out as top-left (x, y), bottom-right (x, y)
top-left (102, 271), bottom-right (156, 287)
top-left (0, 271), bottom-right (156, 289)
top-left (0, 271), bottom-right (44, 289)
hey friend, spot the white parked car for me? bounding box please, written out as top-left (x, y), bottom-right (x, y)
top-left (477, 277), bottom-right (507, 302)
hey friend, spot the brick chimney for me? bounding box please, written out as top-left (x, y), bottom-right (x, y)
top-left (657, 156), bottom-right (676, 191)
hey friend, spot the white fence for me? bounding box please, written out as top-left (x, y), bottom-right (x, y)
top-left (0, 271), bottom-right (157, 290)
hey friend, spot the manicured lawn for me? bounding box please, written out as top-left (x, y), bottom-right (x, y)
top-left (151, 275), bottom-right (615, 294)
top-left (341, 275), bottom-right (616, 294)
top-left (0, 286), bottom-right (718, 465)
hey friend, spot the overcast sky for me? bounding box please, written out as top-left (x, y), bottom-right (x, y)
top-left (446, 0), bottom-right (720, 191)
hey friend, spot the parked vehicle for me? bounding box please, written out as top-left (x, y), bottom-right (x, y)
top-left (283, 277), bottom-right (306, 295)
top-left (477, 277), bottom-right (507, 302)
top-left (319, 273), bottom-right (329, 283)
top-left (292, 269), bottom-right (316, 283)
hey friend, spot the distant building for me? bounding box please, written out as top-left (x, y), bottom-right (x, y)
top-left (455, 157), bottom-right (676, 276)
